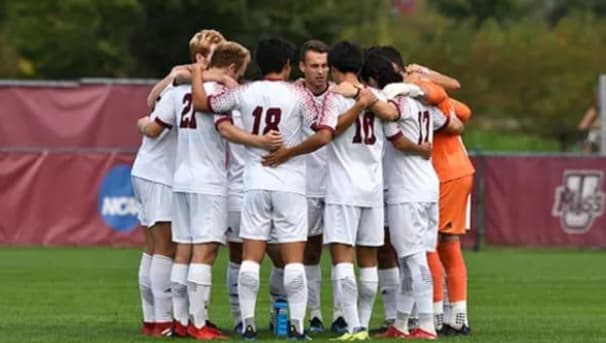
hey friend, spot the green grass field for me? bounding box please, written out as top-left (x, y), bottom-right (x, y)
top-left (0, 247), bottom-right (604, 343)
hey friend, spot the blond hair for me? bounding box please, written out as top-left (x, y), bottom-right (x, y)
top-left (189, 29), bottom-right (225, 62)
top-left (209, 41), bottom-right (251, 73)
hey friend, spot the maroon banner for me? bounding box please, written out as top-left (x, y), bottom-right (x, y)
top-left (478, 156), bottom-right (606, 248)
top-left (0, 152), bottom-right (143, 246)
top-left (0, 84), bottom-right (151, 149)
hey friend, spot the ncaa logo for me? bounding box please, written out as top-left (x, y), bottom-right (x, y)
top-left (552, 170), bottom-right (604, 234)
top-left (98, 164), bottom-right (139, 232)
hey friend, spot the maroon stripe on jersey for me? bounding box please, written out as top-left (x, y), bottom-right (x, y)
top-left (315, 124), bottom-right (336, 137)
top-left (154, 117), bottom-right (173, 129)
top-left (387, 131), bottom-right (403, 141)
top-left (388, 99), bottom-right (401, 121)
top-left (214, 116), bottom-right (233, 131)
top-left (435, 113), bottom-right (450, 133)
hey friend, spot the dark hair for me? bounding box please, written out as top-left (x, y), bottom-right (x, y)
top-left (379, 46), bottom-right (405, 71)
top-left (328, 41), bottom-right (363, 74)
top-left (256, 38), bottom-right (295, 75)
top-left (299, 40), bottom-right (328, 62)
top-left (360, 52), bottom-right (403, 89)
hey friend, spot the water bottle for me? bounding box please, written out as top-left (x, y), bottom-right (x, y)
top-left (273, 299), bottom-right (289, 337)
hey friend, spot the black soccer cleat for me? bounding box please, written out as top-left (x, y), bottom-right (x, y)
top-left (442, 324), bottom-right (472, 336)
top-left (288, 324), bottom-right (312, 340)
top-left (330, 316), bottom-right (348, 334)
top-left (309, 317), bottom-right (324, 333)
top-left (242, 324), bottom-right (257, 340)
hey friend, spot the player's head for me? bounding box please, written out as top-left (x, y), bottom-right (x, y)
top-left (256, 38), bottom-right (295, 79)
top-left (360, 52), bottom-right (403, 89)
top-left (209, 41), bottom-right (251, 80)
top-left (299, 40), bottom-right (329, 90)
top-left (189, 29), bottom-right (225, 63)
top-left (328, 41), bottom-right (363, 83)
top-left (378, 45), bottom-right (406, 74)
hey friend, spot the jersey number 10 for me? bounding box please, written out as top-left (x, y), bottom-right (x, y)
top-left (252, 106), bottom-right (282, 135)
top-left (417, 110), bottom-right (430, 144)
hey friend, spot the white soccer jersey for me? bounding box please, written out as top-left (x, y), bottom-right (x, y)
top-left (131, 91), bottom-right (177, 186)
top-left (227, 110), bottom-right (246, 198)
top-left (296, 80), bottom-right (334, 198)
top-left (208, 79), bottom-right (337, 195)
top-left (325, 88), bottom-right (396, 207)
top-left (384, 95), bottom-right (448, 204)
top-left (157, 83), bottom-right (231, 195)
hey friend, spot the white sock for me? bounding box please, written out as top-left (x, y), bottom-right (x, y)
top-left (227, 262), bottom-right (241, 325)
top-left (394, 312), bottom-right (410, 334)
top-left (239, 260), bottom-right (260, 332)
top-left (407, 253), bottom-right (434, 334)
top-left (270, 267), bottom-right (286, 303)
top-left (443, 290), bottom-right (452, 325)
top-left (187, 263), bottom-right (212, 328)
top-left (396, 256), bottom-right (415, 314)
top-left (305, 264), bottom-right (322, 320)
top-left (433, 301), bottom-right (444, 330)
top-left (285, 263), bottom-right (308, 334)
top-left (358, 267), bottom-right (378, 329)
top-left (138, 253), bottom-right (154, 323)
top-left (378, 267), bottom-right (399, 322)
top-left (331, 266), bottom-right (343, 321)
top-left (150, 254), bottom-right (173, 323)
top-left (334, 263), bottom-right (361, 332)
top-left (170, 263), bottom-right (189, 326)
top-left (449, 301), bottom-right (468, 329)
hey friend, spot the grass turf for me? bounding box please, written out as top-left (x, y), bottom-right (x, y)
top-left (0, 247), bottom-right (604, 342)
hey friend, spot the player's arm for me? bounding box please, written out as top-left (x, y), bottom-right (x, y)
top-left (191, 65), bottom-right (239, 114)
top-left (334, 88), bottom-right (378, 136)
top-left (137, 116), bottom-right (171, 138)
top-left (434, 102), bottom-right (464, 135)
top-left (261, 129), bottom-right (333, 167)
top-left (368, 98), bottom-right (399, 122)
top-left (407, 64), bottom-right (461, 90)
top-left (415, 81), bottom-right (448, 105)
top-left (390, 134), bottom-right (432, 160)
top-left (450, 98), bottom-right (472, 123)
top-left (217, 119), bottom-right (283, 150)
top-left (146, 65), bottom-right (191, 109)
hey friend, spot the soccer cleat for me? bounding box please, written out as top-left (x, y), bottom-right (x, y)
top-left (409, 328), bottom-right (438, 340)
top-left (233, 322), bottom-right (243, 334)
top-left (442, 324), bottom-right (472, 336)
top-left (374, 325), bottom-right (409, 338)
top-left (242, 324), bottom-right (257, 340)
top-left (141, 322), bottom-right (155, 336)
top-left (330, 317), bottom-right (348, 334)
top-left (309, 317), bottom-right (324, 333)
top-left (151, 321), bottom-right (174, 337)
top-left (331, 329), bottom-right (369, 341)
top-left (288, 324), bottom-right (312, 340)
top-left (187, 323), bottom-right (228, 340)
top-left (173, 321), bottom-right (189, 337)
top-left (408, 317), bottom-right (419, 331)
top-left (370, 319), bottom-right (394, 334)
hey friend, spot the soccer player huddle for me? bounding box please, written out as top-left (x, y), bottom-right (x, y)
top-left (131, 29), bottom-right (474, 341)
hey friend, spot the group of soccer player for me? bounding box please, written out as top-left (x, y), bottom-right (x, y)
top-left (131, 28), bottom-right (475, 341)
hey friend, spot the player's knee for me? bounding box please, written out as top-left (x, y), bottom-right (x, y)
top-left (239, 261), bottom-right (260, 291)
top-left (284, 263), bottom-right (306, 294)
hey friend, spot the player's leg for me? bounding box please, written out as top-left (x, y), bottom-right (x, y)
top-left (437, 176), bottom-right (473, 335)
top-left (305, 197), bottom-right (325, 332)
top-left (238, 190), bottom-right (272, 338)
top-left (325, 204), bottom-right (364, 339)
top-left (168, 192), bottom-right (192, 337)
top-left (226, 198), bottom-right (244, 332)
top-left (266, 242), bottom-right (286, 332)
top-left (273, 191), bottom-right (309, 338)
top-left (149, 222), bottom-right (175, 335)
top-left (138, 227), bottom-right (155, 335)
top-left (377, 227), bottom-right (399, 331)
top-left (186, 193), bottom-right (228, 339)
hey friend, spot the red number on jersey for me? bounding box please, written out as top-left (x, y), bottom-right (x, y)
top-left (417, 110), bottom-right (430, 143)
top-left (352, 111), bottom-right (376, 145)
top-left (179, 93), bottom-right (196, 129)
top-left (251, 106), bottom-right (282, 134)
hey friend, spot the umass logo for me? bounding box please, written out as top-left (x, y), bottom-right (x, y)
top-left (552, 170), bottom-right (604, 234)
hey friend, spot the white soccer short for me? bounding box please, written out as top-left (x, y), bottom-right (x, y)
top-left (240, 190), bottom-right (307, 243)
top-left (226, 195), bottom-right (243, 243)
top-left (387, 202), bottom-right (438, 258)
top-left (131, 176), bottom-right (173, 227)
top-left (172, 192), bottom-right (227, 244)
top-left (307, 197), bottom-right (325, 237)
top-left (323, 204), bottom-right (384, 247)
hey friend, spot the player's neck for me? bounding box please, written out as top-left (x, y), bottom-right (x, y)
top-left (304, 80), bottom-right (329, 96)
top-left (263, 72), bottom-right (286, 81)
top-left (341, 73), bottom-right (362, 87)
